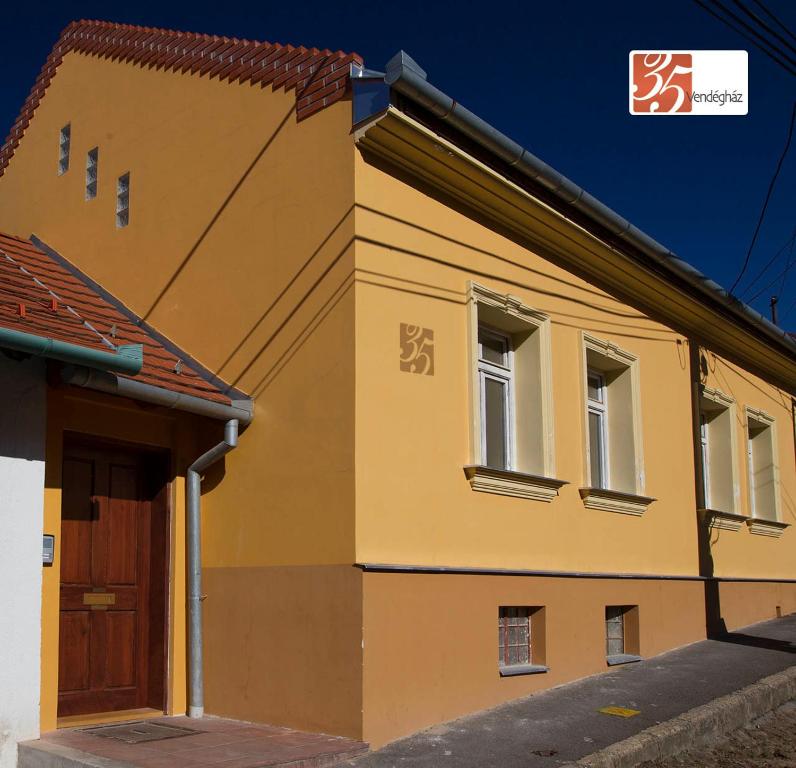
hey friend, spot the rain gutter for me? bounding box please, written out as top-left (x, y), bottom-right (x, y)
top-left (360, 51), bottom-right (796, 362)
top-left (0, 326), bottom-right (142, 374)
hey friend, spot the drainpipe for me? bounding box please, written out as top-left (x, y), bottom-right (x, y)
top-left (60, 365), bottom-right (253, 719)
top-left (187, 418), bottom-right (239, 718)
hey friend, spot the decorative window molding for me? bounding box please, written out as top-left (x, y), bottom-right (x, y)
top-left (579, 487), bottom-right (655, 517)
top-left (698, 386), bottom-right (740, 516)
top-left (745, 407), bottom-right (782, 528)
top-left (464, 466), bottom-right (567, 502)
top-left (466, 283), bottom-right (558, 496)
top-left (698, 508), bottom-right (748, 532)
top-left (580, 333), bottom-right (647, 508)
top-left (746, 518), bottom-right (790, 538)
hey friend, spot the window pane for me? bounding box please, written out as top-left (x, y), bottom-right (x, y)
top-left (606, 607), bottom-right (624, 655)
top-left (479, 328), bottom-right (507, 366)
top-left (484, 377), bottom-right (507, 469)
top-left (589, 410), bottom-right (605, 488)
top-left (588, 373), bottom-right (603, 402)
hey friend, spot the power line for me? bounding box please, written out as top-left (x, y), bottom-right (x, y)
top-left (745, 247), bottom-right (796, 303)
top-left (777, 236), bottom-right (796, 297)
top-left (707, 0), bottom-right (796, 67)
top-left (749, 0), bottom-right (796, 46)
top-left (740, 228), bottom-right (796, 297)
top-left (694, 0), bottom-right (796, 76)
top-left (729, 102), bottom-right (796, 295)
top-left (730, 0), bottom-right (796, 57)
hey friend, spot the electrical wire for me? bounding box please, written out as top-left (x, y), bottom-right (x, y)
top-left (740, 228), bottom-right (796, 298)
top-left (729, 102), bottom-right (796, 295)
top-left (745, 245), bottom-right (796, 303)
top-left (693, 0), bottom-right (796, 76)
top-left (749, 0), bottom-right (796, 46)
top-left (730, 0), bottom-right (796, 57)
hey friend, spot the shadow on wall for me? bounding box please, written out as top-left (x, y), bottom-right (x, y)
top-left (0, 352), bottom-right (46, 462)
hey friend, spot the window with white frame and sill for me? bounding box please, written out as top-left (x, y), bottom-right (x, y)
top-left (464, 283), bottom-right (565, 502)
top-left (745, 409), bottom-right (787, 537)
top-left (697, 388), bottom-right (743, 531)
top-left (580, 334), bottom-right (653, 516)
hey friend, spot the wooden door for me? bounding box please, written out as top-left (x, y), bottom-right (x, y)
top-left (58, 440), bottom-right (168, 717)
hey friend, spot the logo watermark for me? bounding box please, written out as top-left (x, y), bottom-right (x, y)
top-left (630, 51), bottom-right (748, 115)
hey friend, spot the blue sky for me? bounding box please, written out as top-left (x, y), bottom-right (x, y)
top-left (2, 1), bottom-right (795, 324)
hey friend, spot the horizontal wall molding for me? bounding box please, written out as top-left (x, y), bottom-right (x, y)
top-left (355, 564), bottom-right (796, 584)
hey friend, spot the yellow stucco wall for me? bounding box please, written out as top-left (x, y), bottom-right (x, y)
top-left (704, 354), bottom-right (795, 565)
top-left (2, 46), bottom-right (794, 747)
top-left (352, 151), bottom-right (701, 576)
top-left (0, 50), bottom-right (361, 735)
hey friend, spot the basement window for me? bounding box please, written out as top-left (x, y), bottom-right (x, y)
top-left (498, 606), bottom-right (547, 676)
top-left (58, 124), bottom-right (71, 175)
top-left (116, 173), bottom-right (130, 228)
top-left (85, 148), bottom-right (98, 200)
top-left (605, 605), bottom-right (640, 665)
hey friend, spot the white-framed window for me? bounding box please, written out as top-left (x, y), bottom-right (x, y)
top-left (698, 387), bottom-right (738, 516)
top-left (465, 284), bottom-right (559, 501)
top-left (85, 147), bottom-right (98, 200)
top-left (116, 172), bottom-right (130, 228)
top-left (478, 325), bottom-right (515, 470)
top-left (700, 412), bottom-right (710, 507)
top-left (57, 124), bottom-right (71, 175)
top-left (746, 409), bottom-right (779, 522)
top-left (580, 334), bottom-right (650, 515)
top-left (587, 369), bottom-right (608, 489)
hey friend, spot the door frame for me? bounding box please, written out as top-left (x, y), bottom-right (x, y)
top-left (58, 432), bottom-right (172, 721)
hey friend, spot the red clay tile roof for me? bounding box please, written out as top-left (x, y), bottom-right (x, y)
top-left (0, 19), bottom-right (363, 177)
top-left (0, 230), bottom-right (231, 405)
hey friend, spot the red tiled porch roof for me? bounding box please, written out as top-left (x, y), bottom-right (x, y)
top-left (0, 230), bottom-right (231, 405)
top-left (0, 19), bottom-right (364, 177)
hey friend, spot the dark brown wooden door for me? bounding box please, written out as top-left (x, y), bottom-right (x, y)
top-left (58, 440), bottom-right (167, 717)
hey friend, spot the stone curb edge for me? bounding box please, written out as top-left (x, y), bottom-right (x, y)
top-left (561, 665), bottom-right (796, 768)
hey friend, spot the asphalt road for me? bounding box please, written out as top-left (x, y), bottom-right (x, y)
top-left (345, 614), bottom-right (796, 768)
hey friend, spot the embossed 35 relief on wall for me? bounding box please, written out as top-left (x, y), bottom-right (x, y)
top-left (399, 324), bottom-right (434, 376)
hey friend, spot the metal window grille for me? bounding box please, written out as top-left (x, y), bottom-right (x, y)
top-left (116, 172), bottom-right (130, 228)
top-left (605, 606), bottom-right (625, 656)
top-left (85, 148), bottom-right (98, 200)
top-left (58, 125), bottom-right (70, 175)
top-left (498, 606), bottom-right (531, 667)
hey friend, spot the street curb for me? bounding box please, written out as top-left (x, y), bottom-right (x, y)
top-left (560, 665), bottom-right (796, 768)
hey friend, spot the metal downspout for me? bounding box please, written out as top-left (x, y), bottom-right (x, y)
top-left (186, 418), bottom-right (239, 718)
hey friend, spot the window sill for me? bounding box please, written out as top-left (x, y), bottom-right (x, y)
top-left (698, 508), bottom-right (748, 532)
top-left (606, 654), bottom-right (642, 666)
top-left (746, 518), bottom-right (790, 538)
top-left (499, 663), bottom-right (549, 677)
top-left (579, 487), bottom-right (655, 517)
top-left (464, 466), bottom-right (567, 502)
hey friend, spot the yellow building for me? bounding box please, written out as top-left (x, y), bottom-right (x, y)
top-left (0, 19), bottom-right (793, 756)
